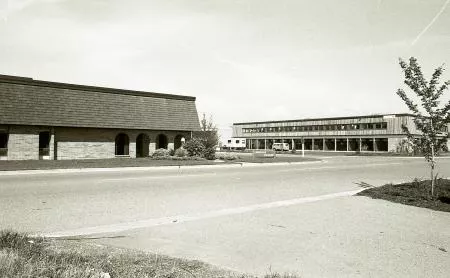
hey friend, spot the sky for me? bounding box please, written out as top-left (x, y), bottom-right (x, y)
top-left (1, 0), bottom-right (449, 140)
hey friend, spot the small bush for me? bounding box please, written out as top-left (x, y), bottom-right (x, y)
top-left (152, 148), bottom-right (170, 158)
top-left (184, 138), bottom-right (205, 157)
top-left (169, 148), bottom-right (175, 156)
top-left (174, 148), bottom-right (188, 157)
top-left (216, 153), bottom-right (240, 160)
top-left (203, 147), bottom-right (216, 160)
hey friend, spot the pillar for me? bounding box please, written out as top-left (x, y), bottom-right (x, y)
top-left (373, 138), bottom-right (377, 152)
top-left (312, 138), bottom-right (315, 151)
top-left (359, 138), bottom-right (362, 152)
top-left (346, 138), bottom-right (349, 151)
top-left (265, 139), bottom-right (267, 150)
top-left (322, 138), bottom-right (325, 151)
top-left (334, 138), bottom-right (337, 152)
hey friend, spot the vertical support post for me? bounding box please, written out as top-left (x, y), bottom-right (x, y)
top-left (292, 139), bottom-right (294, 153)
top-left (334, 138), bottom-right (337, 152)
top-left (265, 139), bottom-right (267, 151)
top-left (373, 138), bottom-right (377, 152)
top-left (346, 138), bottom-right (349, 152)
top-left (359, 138), bottom-right (362, 152)
top-left (302, 138), bottom-right (305, 157)
top-left (312, 138), bottom-right (315, 151)
top-left (256, 139), bottom-right (259, 150)
top-left (322, 138), bottom-right (325, 152)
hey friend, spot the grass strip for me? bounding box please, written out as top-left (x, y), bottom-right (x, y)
top-left (357, 179), bottom-right (450, 212)
top-left (0, 230), bottom-right (300, 278)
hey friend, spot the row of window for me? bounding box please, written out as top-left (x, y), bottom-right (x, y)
top-left (243, 122), bottom-right (388, 133)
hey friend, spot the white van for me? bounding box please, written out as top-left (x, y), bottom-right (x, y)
top-left (272, 142), bottom-right (289, 151)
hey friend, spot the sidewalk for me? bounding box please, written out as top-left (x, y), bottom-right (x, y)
top-left (0, 159), bottom-right (324, 176)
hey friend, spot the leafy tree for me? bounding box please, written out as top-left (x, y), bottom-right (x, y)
top-left (195, 113), bottom-right (219, 160)
top-left (396, 57), bottom-right (450, 196)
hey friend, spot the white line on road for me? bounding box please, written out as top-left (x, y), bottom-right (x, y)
top-left (44, 189), bottom-right (365, 238)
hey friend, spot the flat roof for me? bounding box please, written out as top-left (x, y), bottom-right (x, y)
top-left (0, 74), bottom-right (195, 101)
top-left (233, 114), bottom-right (414, 125)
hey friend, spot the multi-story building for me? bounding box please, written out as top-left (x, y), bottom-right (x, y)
top-left (232, 114), bottom-right (448, 152)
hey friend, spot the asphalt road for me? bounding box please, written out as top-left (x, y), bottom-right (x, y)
top-left (1, 156), bottom-right (450, 277)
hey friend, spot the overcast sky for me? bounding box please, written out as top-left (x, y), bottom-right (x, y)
top-left (1, 0), bottom-right (449, 139)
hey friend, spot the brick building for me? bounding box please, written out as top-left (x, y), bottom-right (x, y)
top-left (0, 75), bottom-right (200, 160)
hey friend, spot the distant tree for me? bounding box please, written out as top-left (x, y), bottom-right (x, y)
top-left (396, 57), bottom-right (450, 196)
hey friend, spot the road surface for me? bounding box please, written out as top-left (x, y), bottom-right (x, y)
top-left (1, 156), bottom-right (450, 277)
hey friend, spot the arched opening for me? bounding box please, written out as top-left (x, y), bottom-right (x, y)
top-left (174, 134), bottom-right (185, 150)
top-left (136, 133), bottom-right (150, 157)
top-left (156, 134), bottom-right (168, 149)
top-left (115, 133), bottom-right (129, 156)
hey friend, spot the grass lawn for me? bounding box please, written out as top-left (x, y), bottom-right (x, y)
top-left (0, 155), bottom-right (320, 171)
top-left (0, 231), bottom-right (298, 278)
top-left (358, 179), bottom-right (450, 212)
top-left (0, 158), bottom-right (218, 171)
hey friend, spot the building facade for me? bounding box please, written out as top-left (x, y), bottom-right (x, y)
top-left (232, 114), bottom-right (447, 152)
top-left (0, 75), bottom-right (200, 160)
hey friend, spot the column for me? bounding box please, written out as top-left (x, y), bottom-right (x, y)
top-left (373, 138), bottom-right (377, 152)
top-left (322, 138), bottom-right (326, 151)
top-left (334, 138), bottom-right (337, 152)
top-left (256, 139), bottom-right (259, 150)
top-left (302, 138), bottom-right (305, 157)
top-left (359, 138), bottom-right (362, 152)
top-left (346, 138), bottom-right (349, 151)
top-left (312, 138), bottom-right (315, 151)
top-left (265, 139), bottom-right (267, 150)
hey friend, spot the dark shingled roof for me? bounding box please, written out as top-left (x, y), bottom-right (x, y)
top-left (0, 75), bottom-right (200, 131)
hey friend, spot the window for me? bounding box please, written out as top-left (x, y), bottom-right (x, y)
top-left (115, 133), bottom-right (130, 156)
top-left (39, 131), bottom-right (50, 157)
top-left (236, 140), bottom-right (240, 144)
top-left (228, 140), bottom-right (232, 144)
top-left (0, 133), bottom-right (8, 157)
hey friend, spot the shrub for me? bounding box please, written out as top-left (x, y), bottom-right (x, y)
top-left (216, 152), bottom-right (240, 160)
top-left (152, 148), bottom-right (170, 158)
top-left (184, 138), bottom-right (205, 157)
top-left (203, 147), bottom-right (216, 160)
top-left (174, 148), bottom-right (187, 157)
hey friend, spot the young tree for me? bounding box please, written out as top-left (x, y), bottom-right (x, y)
top-left (396, 57), bottom-right (450, 196)
top-left (195, 113), bottom-right (219, 160)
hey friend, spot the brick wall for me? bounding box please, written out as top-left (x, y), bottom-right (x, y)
top-left (8, 126), bottom-right (40, 160)
top-left (1, 125), bottom-right (191, 160)
top-left (54, 127), bottom-right (190, 160)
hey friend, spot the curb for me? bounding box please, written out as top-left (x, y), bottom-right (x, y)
top-left (0, 160), bottom-right (323, 176)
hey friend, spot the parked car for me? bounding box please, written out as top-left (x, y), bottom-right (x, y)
top-left (272, 142), bottom-right (289, 151)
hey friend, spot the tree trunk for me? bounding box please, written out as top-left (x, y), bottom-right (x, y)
top-left (431, 140), bottom-right (435, 197)
top-left (431, 164), bottom-right (435, 197)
